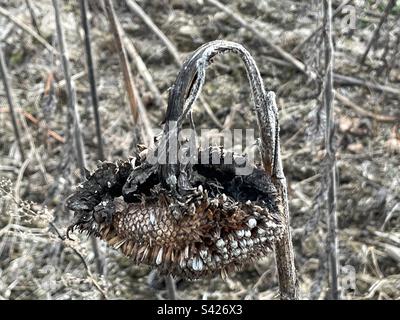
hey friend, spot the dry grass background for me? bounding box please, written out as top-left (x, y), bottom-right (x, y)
top-left (0, 0), bottom-right (399, 299)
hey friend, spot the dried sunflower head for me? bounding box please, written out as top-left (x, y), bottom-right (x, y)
top-left (67, 147), bottom-right (283, 279)
top-left (67, 40), bottom-right (285, 279)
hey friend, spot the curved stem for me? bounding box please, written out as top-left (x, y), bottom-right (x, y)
top-left (161, 40), bottom-right (277, 183)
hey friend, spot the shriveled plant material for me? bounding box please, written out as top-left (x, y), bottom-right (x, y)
top-left (67, 147), bottom-right (283, 279)
top-left (66, 40), bottom-right (286, 280)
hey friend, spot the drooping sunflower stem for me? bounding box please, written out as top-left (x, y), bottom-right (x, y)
top-left (160, 41), bottom-right (277, 183)
top-left (159, 40), bottom-right (298, 299)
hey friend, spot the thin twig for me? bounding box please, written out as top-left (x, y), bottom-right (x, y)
top-left (359, 0), bottom-right (397, 65)
top-left (1, 180), bottom-right (108, 298)
top-left (263, 53), bottom-right (400, 96)
top-left (104, 0), bottom-right (153, 146)
top-left (18, 111), bottom-right (48, 183)
top-left (385, 24), bottom-right (400, 79)
top-left (47, 223), bottom-right (108, 299)
top-left (79, 0), bottom-right (105, 160)
top-left (0, 22), bottom-right (14, 41)
top-left (204, 0), bottom-right (400, 130)
top-left (0, 45), bottom-right (25, 161)
top-left (30, 70), bottom-right (86, 97)
top-left (323, 0), bottom-right (340, 300)
top-left (0, 6), bottom-right (57, 55)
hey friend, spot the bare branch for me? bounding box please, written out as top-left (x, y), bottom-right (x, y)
top-left (104, 0), bottom-right (138, 122)
top-left (335, 91), bottom-right (400, 123)
top-left (0, 107), bottom-right (65, 143)
top-left (52, 0), bottom-right (86, 176)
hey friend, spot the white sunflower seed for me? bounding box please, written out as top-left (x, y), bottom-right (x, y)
top-left (156, 247), bottom-right (163, 265)
top-left (247, 218), bottom-right (257, 229)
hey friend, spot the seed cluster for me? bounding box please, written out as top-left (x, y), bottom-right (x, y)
top-left (95, 188), bottom-right (284, 279)
top-left (67, 147), bottom-right (284, 279)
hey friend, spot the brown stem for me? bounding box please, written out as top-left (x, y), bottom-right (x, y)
top-left (161, 41), bottom-right (276, 184)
